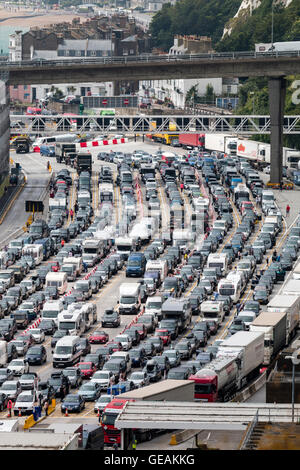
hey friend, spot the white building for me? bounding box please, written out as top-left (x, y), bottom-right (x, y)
top-left (8, 31), bottom-right (22, 62)
top-left (139, 36), bottom-right (238, 109)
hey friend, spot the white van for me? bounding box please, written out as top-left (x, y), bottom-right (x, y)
top-left (63, 256), bottom-right (83, 276)
top-left (53, 336), bottom-right (82, 368)
top-left (45, 272), bottom-right (68, 295)
top-left (0, 251), bottom-right (9, 269)
top-left (111, 351), bottom-right (132, 373)
top-left (145, 295), bottom-right (163, 320)
top-left (42, 300), bottom-right (64, 325)
top-left (118, 283), bottom-right (141, 315)
top-left (22, 244), bottom-right (43, 266)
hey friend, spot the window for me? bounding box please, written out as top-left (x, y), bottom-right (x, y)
top-left (24, 85), bottom-right (28, 90)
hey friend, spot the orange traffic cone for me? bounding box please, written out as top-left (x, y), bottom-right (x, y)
top-left (65, 408), bottom-right (68, 417)
top-left (18, 409), bottom-right (22, 417)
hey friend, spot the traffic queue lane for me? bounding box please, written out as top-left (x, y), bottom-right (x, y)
top-left (1, 140), bottom-right (299, 422)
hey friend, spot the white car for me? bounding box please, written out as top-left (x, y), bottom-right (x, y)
top-left (30, 328), bottom-right (45, 344)
top-left (13, 391), bottom-right (35, 416)
top-left (128, 371), bottom-right (150, 388)
top-left (8, 359), bottom-right (29, 376)
top-left (90, 371), bottom-right (116, 390)
top-left (19, 372), bottom-right (40, 391)
top-left (0, 380), bottom-right (22, 401)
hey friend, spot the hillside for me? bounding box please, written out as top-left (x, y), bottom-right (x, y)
top-left (149, 0), bottom-right (300, 52)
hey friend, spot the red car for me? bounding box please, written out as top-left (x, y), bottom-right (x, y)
top-left (131, 324), bottom-right (147, 340)
top-left (48, 261), bottom-right (60, 272)
top-left (106, 341), bottom-right (123, 353)
top-left (76, 361), bottom-right (97, 379)
top-left (88, 330), bottom-right (109, 344)
top-left (154, 329), bottom-right (171, 346)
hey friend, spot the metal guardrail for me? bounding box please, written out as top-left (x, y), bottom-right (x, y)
top-left (239, 409), bottom-right (259, 450)
top-left (9, 114), bottom-right (300, 135)
top-left (2, 50), bottom-right (300, 69)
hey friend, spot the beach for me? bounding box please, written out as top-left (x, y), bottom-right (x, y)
top-left (0, 6), bottom-right (86, 27)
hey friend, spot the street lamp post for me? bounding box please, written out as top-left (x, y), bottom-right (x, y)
top-left (271, 1), bottom-right (274, 50)
top-left (286, 349), bottom-right (300, 423)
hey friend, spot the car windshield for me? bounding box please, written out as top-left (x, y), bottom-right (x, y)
top-left (65, 395), bottom-right (79, 402)
top-left (81, 384), bottom-right (95, 391)
top-left (21, 374), bottom-right (35, 380)
top-left (94, 372), bottom-right (109, 379)
top-left (18, 395), bottom-right (33, 402)
top-left (1, 384), bottom-right (16, 390)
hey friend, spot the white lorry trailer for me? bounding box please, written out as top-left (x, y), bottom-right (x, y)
top-left (204, 133), bottom-right (237, 155)
top-left (249, 311), bottom-right (287, 365)
top-left (216, 331), bottom-right (264, 388)
top-left (267, 293), bottom-right (300, 342)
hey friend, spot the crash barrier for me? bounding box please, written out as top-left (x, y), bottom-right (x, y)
top-left (169, 429), bottom-right (199, 446)
top-left (232, 370), bottom-right (267, 403)
top-left (33, 138), bottom-right (128, 153)
top-left (120, 306), bottom-right (145, 335)
top-left (23, 399), bottom-right (56, 429)
top-left (23, 317), bottom-right (41, 334)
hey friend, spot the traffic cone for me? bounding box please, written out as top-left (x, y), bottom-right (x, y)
top-left (18, 409), bottom-right (22, 417)
top-left (65, 408), bottom-right (68, 417)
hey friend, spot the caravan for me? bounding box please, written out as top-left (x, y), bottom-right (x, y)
top-left (57, 310), bottom-right (85, 336)
top-left (22, 244), bottom-right (43, 266)
top-left (45, 272), bottom-right (68, 295)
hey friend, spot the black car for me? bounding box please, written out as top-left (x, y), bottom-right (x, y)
top-left (101, 309), bottom-right (121, 328)
top-left (78, 338), bottom-right (91, 356)
top-left (61, 394), bottom-right (85, 414)
top-left (47, 372), bottom-right (70, 399)
top-left (37, 382), bottom-right (56, 406)
top-left (7, 342), bottom-right (18, 362)
top-left (128, 347), bottom-right (147, 368)
top-left (25, 345), bottom-right (47, 365)
top-left (0, 392), bottom-right (8, 411)
top-left (39, 319), bottom-right (57, 335)
top-left (84, 353), bottom-right (104, 370)
top-left (0, 368), bottom-right (14, 386)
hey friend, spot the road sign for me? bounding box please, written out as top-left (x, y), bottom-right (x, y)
top-left (25, 200), bottom-right (44, 213)
top-left (102, 99), bottom-right (108, 106)
top-left (124, 99), bottom-right (129, 105)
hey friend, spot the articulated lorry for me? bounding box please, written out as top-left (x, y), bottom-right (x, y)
top-left (249, 311), bottom-right (287, 365)
top-left (190, 331), bottom-right (264, 402)
top-left (101, 380), bottom-right (194, 448)
top-left (204, 133), bottom-right (237, 155)
top-left (178, 134), bottom-right (205, 149)
top-left (266, 293), bottom-right (300, 343)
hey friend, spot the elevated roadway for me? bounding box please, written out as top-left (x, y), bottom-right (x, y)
top-left (2, 50), bottom-right (300, 85)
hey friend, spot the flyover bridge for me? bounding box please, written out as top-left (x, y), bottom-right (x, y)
top-left (2, 50), bottom-right (300, 84)
top-left (10, 114), bottom-right (300, 135)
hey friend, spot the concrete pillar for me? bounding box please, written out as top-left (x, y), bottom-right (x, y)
top-left (268, 77), bottom-right (286, 184)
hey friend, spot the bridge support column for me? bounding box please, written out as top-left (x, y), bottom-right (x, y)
top-left (268, 77), bottom-right (286, 184)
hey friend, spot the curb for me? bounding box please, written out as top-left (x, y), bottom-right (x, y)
top-left (0, 173), bottom-right (26, 225)
top-left (169, 429), bottom-right (199, 446)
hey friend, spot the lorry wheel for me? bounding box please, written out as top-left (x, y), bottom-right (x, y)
top-left (146, 431), bottom-right (152, 441)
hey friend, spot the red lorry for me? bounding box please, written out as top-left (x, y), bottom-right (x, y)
top-left (178, 134), bottom-right (205, 149)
